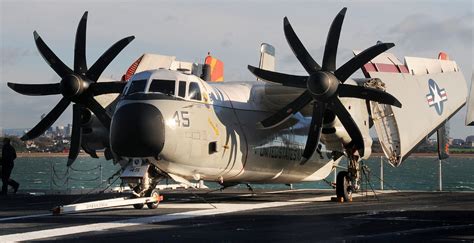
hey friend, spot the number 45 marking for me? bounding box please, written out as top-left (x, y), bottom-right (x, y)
top-left (173, 111), bottom-right (190, 127)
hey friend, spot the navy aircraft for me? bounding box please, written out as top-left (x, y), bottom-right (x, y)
top-left (7, 8), bottom-right (468, 206)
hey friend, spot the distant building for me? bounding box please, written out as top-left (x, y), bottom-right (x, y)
top-left (65, 124), bottom-right (72, 137)
top-left (451, 139), bottom-right (464, 146)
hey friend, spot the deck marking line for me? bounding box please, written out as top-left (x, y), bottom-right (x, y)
top-left (0, 191), bottom-right (398, 241)
top-left (0, 213), bottom-right (51, 222)
top-left (0, 194), bottom-right (332, 242)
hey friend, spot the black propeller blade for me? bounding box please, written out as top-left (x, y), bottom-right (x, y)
top-left (68, 104), bottom-right (83, 166)
top-left (247, 65), bottom-right (307, 88)
top-left (330, 98), bottom-right (365, 155)
top-left (283, 17), bottom-right (321, 73)
top-left (21, 98), bottom-right (71, 140)
top-left (321, 7), bottom-right (346, 72)
top-left (334, 42), bottom-right (395, 82)
top-left (301, 103), bottom-right (326, 164)
top-left (33, 31), bottom-right (73, 78)
top-left (74, 12), bottom-right (88, 74)
top-left (338, 84), bottom-right (402, 108)
top-left (257, 91), bottom-right (312, 129)
top-left (7, 83), bottom-right (61, 96)
top-left (249, 7), bottom-right (402, 161)
top-left (8, 12), bottom-right (133, 166)
top-left (86, 36), bottom-right (135, 82)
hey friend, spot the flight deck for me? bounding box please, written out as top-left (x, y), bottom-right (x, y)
top-left (1, 189), bottom-right (473, 241)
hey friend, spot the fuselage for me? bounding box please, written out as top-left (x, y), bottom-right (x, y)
top-left (110, 69), bottom-right (340, 184)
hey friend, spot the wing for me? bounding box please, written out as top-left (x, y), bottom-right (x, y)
top-left (359, 51), bottom-right (468, 166)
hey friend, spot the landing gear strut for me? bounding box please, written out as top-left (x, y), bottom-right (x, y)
top-left (122, 160), bottom-right (165, 209)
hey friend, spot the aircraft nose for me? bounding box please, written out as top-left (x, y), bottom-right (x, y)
top-left (111, 103), bottom-right (165, 157)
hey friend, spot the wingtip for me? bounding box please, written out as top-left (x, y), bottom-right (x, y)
top-left (247, 65), bottom-right (256, 72)
top-left (33, 31), bottom-right (39, 40)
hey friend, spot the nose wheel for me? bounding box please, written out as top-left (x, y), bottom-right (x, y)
top-left (146, 189), bottom-right (160, 209)
top-left (336, 171), bottom-right (353, 202)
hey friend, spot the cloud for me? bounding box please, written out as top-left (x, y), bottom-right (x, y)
top-left (387, 12), bottom-right (473, 52)
top-left (1, 48), bottom-right (37, 66)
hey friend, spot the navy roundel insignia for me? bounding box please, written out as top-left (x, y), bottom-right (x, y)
top-left (426, 79), bottom-right (447, 115)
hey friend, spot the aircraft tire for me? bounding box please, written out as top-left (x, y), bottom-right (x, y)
top-left (146, 189), bottom-right (160, 209)
top-left (133, 203), bottom-right (144, 209)
top-left (336, 171), bottom-right (352, 202)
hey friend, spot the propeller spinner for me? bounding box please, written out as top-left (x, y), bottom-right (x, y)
top-left (248, 8), bottom-right (402, 163)
top-left (7, 12), bottom-right (134, 166)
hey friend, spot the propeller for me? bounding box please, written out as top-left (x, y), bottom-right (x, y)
top-left (248, 7), bottom-right (401, 163)
top-left (7, 11), bottom-right (133, 166)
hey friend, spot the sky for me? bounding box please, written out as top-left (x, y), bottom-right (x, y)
top-left (0, 0), bottom-right (473, 139)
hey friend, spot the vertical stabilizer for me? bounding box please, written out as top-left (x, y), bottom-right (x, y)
top-left (258, 43), bottom-right (276, 81)
top-left (204, 54), bottom-right (224, 82)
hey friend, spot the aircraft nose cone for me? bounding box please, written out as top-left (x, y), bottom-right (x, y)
top-left (111, 103), bottom-right (165, 157)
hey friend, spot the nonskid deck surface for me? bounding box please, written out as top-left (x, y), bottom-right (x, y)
top-left (0, 189), bottom-right (473, 242)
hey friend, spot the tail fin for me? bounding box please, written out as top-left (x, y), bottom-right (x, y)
top-left (204, 54), bottom-right (224, 82)
top-left (258, 43), bottom-right (275, 72)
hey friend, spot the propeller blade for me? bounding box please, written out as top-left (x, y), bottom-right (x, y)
top-left (283, 17), bottom-right (321, 73)
top-left (68, 104), bottom-right (83, 166)
top-left (331, 98), bottom-right (364, 156)
top-left (74, 11), bottom-right (88, 74)
top-left (7, 82), bottom-right (61, 96)
top-left (338, 84), bottom-right (402, 108)
top-left (82, 96), bottom-right (111, 130)
top-left (83, 145), bottom-right (99, 158)
top-left (21, 98), bottom-right (71, 140)
top-left (33, 31), bottom-right (73, 77)
top-left (89, 81), bottom-right (127, 96)
top-left (321, 7), bottom-right (347, 71)
top-left (86, 36), bottom-right (135, 82)
top-left (257, 91), bottom-right (312, 129)
top-left (247, 65), bottom-right (307, 88)
top-left (301, 102), bottom-right (326, 164)
top-left (334, 42), bottom-right (395, 82)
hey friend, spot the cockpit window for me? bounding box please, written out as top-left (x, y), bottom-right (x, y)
top-left (178, 81), bottom-right (186, 98)
top-left (149, 79), bottom-right (175, 95)
top-left (188, 82), bottom-right (202, 101)
top-left (127, 80), bottom-right (147, 95)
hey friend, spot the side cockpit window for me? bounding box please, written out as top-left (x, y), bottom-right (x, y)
top-left (149, 79), bottom-right (175, 96)
top-left (188, 82), bottom-right (202, 101)
top-left (178, 81), bottom-right (186, 98)
top-left (127, 80), bottom-right (147, 95)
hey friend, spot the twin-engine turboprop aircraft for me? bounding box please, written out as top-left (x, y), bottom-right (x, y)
top-left (7, 8), bottom-right (468, 204)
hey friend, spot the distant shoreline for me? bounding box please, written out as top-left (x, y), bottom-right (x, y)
top-left (17, 152), bottom-right (104, 158)
top-left (16, 152), bottom-right (474, 158)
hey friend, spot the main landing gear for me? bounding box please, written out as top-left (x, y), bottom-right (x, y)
top-left (336, 154), bottom-right (360, 202)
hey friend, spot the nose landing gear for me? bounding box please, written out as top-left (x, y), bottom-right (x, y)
top-left (336, 154), bottom-right (361, 202)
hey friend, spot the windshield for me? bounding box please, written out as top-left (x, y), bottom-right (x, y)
top-left (149, 79), bottom-right (175, 96)
top-left (127, 80), bottom-right (147, 95)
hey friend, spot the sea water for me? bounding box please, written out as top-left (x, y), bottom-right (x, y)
top-left (8, 156), bottom-right (474, 192)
